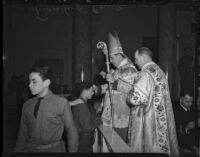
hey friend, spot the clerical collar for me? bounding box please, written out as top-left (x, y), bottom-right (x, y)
top-left (117, 58), bottom-right (128, 68)
top-left (180, 103), bottom-right (189, 112)
top-left (142, 61), bottom-right (155, 70)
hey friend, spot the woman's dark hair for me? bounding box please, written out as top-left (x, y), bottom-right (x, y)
top-left (29, 66), bottom-right (51, 81)
top-left (73, 82), bottom-right (93, 98)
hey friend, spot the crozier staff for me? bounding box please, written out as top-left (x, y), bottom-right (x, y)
top-left (94, 31), bottom-right (137, 142)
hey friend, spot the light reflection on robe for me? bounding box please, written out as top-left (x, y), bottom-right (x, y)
top-left (101, 58), bottom-right (137, 129)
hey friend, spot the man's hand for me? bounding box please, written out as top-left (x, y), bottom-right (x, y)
top-left (185, 121), bottom-right (195, 133)
top-left (106, 73), bottom-right (115, 83)
top-left (69, 99), bottom-right (84, 106)
top-left (99, 71), bottom-right (106, 78)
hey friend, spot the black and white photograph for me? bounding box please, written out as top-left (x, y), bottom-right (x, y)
top-left (2, 0), bottom-right (200, 156)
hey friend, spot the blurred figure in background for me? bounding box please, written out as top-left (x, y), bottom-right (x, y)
top-left (178, 46), bottom-right (194, 92)
top-left (180, 87), bottom-right (200, 156)
top-left (173, 90), bottom-right (196, 154)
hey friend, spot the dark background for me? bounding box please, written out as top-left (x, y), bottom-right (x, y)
top-left (3, 0), bottom-right (199, 153)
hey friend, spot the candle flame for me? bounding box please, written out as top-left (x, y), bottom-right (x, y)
top-left (81, 67), bottom-right (84, 82)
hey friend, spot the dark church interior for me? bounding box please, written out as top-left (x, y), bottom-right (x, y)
top-left (3, 0), bottom-right (200, 156)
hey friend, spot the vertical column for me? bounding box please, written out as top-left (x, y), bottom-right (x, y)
top-left (4, 4), bottom-right (16, 84)
top-left (72, 5), bottom-right (92, 83)
top-left (158, 2), bottom-right (178, 100)
top-left (196, 5), bottom-right (200, 88)
top-left (12, 5), bottom-right (24, 76)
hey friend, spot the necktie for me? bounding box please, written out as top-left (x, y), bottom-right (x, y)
top-left (34, 97), bottom-right (43, 118)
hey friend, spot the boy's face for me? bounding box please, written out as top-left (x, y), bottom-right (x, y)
top-left (85, 87), bottom-right (94, 99)
top-left (28, 72), bottom-right (48, 96)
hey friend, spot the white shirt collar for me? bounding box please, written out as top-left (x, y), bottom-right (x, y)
top-left (142, 61), bottom-right (155, 70)
top-left (118, 58), bottom-right (128, 68)
top-left (180, 103), bottom-right (189, 112)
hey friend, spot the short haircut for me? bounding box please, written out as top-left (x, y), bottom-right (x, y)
top-left (29, 66), bottom-right (51, 81)
top-left (180, 89), bottom-right (194, 97)
top-left (74, 82), bottom-right (93, 98)
top-left (135, 47), bottom-right (153, 58)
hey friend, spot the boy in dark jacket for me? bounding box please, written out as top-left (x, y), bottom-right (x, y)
top-left (71, 82), bottom-right (102, 152)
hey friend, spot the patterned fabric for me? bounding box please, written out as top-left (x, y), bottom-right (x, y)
top-left (101, 59), bottom-right (137, 129)
top-left (127, 62), bottom-right (179, 156)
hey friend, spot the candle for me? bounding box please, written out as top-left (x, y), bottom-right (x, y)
top-left (81, 65), bottom-right (84, 82)
top-left (81, 71), bottom-right (84, 82)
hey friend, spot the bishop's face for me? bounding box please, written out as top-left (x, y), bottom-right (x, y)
top-left (110, 54), bottom-right (121, 67)
top-left (29, 72), bottom-right (48, 96)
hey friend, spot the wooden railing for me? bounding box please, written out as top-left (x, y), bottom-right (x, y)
top-left (96, 124), bottom-right (133, 153)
